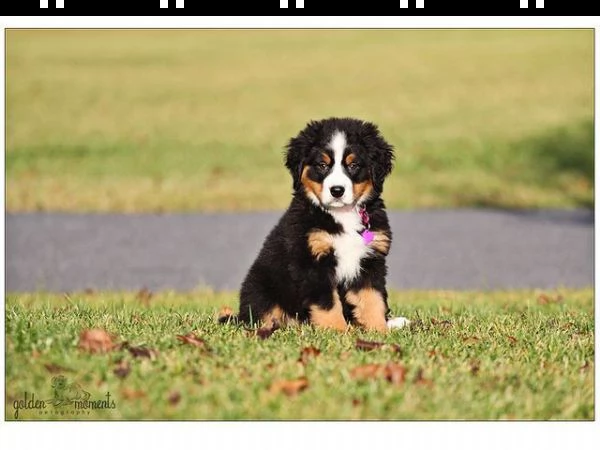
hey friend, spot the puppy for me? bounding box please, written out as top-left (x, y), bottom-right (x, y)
top-left (233, 117), bottom-right (398, 332)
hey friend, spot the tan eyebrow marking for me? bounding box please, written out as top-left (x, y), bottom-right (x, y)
top-left (345, 153), bottom-right (356, 165)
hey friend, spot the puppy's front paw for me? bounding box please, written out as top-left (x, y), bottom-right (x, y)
top-left (387, 316), bottom-right (411, 330)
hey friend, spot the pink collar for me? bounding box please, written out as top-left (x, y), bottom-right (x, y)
top-left (358, 206), bottom-right (374, 244)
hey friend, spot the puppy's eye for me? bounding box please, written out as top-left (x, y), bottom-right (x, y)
top-left (316, 162), bottom-right (329, 172)
top-left (347, 162), bottom-right (360, 172)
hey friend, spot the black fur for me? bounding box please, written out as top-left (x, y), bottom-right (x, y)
top-left (232, 117), bottom-right (395, 328)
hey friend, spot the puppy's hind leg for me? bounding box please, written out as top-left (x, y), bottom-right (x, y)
top-left (309, 290), bottom-right (348, 332)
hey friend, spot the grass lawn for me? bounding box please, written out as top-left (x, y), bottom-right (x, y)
top-left (6, 29), bottom-right (593, 212)
top-left (5, 288), bottom-right (594, 420)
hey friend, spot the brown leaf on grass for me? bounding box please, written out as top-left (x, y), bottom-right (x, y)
top-left (128, 346), bottom-right (157, 359)
top-left (352, 398), bottom-right (362, 407)
top-left (413, 368), bottom-right (434, 387)
top-left (121, 342), bottom-right (158, 359)
top-left (298, 346), bottom-right (321, 365)
top-left (355, 339), bottom-right (402, 356)
top-left (121, 388), bottom-right (146, 400)
top-left (78, 329), bottom-right (115, 353)
top-left (113, 360), bottom-right (131, 379)
top-left (167, 391), bottom-right (181, 405)
top-left (579, 361), bottom-right (590, 372)
top-left (356, 339), bottom-right (384, 351)
top-left (176, 333), bottom-right (211, 352)
top-left (507, 336), bottom-right (518, 345)
top-left (269, 377), bottom-right (309, 396)
top-left (350, 363), bottom-right (406, 385)
top-left (43, 362), bottom-right (74, 374)
top-left (430, 318), bottom-right (452, 327)
top-left (350, 363), bottom-right (386, 380)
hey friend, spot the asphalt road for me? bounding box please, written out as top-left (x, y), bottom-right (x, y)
top-left (6, 210), bottom-right (593, 292)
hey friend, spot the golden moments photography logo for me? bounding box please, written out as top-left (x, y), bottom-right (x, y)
top-left (12, 375), bottom-right (116, 419)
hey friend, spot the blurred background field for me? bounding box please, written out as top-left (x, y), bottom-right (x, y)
top-left (6, 29), bottom-right (594, 212)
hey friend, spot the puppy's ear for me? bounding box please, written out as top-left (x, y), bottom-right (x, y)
top-left (285, 120), bottom-right (322, 191)
top-left (362, 122), bottom-right (394, 193)
top-left (285, 141), bottom-right (305, 191)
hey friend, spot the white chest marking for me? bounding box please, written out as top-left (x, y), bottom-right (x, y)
top-left (329, 209), bottom-right (373, 284)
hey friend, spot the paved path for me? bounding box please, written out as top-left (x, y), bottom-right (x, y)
top-left (6, 210), bottom-right (593, 292)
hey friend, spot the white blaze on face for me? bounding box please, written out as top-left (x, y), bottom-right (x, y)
top-left (322, 131), bottom-right (354, 208)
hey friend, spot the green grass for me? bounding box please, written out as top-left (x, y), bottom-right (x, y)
top-left (5, 289), bottom-right (594, 420)
top-left (6, 29), bottom-right (593, 212)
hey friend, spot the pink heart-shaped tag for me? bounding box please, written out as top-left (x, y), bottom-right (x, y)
top-left (361, 229), bottom-right (374, 245)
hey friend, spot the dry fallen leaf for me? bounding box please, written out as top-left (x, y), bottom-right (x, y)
top-left (355, 339), bottom-right (402, 357)
top-left (350, 363), bottom-right (386, 380)
top-left (355, 339), bottom-right (385, 351)
top-left (430, 318), bottom-right (452, 327)
top-left (168, 391), bottom-right (181, 405)
top-left (350, 363), bottom-right (406, 385)
top-left (113, 360), bottom-right (131, 379)
top-left (43, 362), bottom-right (74, 374)
top-left (269, 377), bottom-right (309, 396)
top-left (122, 342), bottom-right (158, 359)
top-left (121, 388), bottom-right (147, 400)
top-left (507, 336), bottom-right (518, 345)
top-left (176, 333), bottom-right (211, 352)
top-left (78, 329), bottom-right (115, 353)
top-left (298, 346), bottom-right (321, 365)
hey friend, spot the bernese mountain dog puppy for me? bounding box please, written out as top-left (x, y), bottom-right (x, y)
top-left (234, 117), bottom-right (399, 332)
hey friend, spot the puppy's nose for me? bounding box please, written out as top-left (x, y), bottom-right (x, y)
top-left (330, 186), bottom-right (345, 198)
